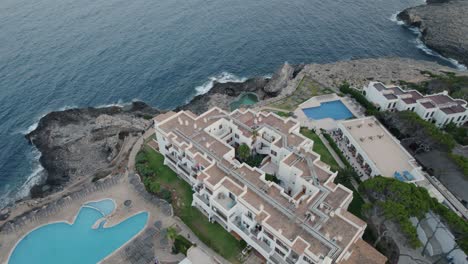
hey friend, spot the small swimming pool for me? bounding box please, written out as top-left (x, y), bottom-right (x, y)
top-left (230, 93), bottom-right (259, 110)
top-left (302, 100), bottom-right (353, 120)
top-left (9, 199), bottom-right (148, 264)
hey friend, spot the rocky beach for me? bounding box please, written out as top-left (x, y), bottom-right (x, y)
top-left (398, 0), bottom-right (468, 66)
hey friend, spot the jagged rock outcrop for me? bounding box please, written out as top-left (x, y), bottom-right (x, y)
top-left (26, 101), bottom-right (160, 197)
top-left (398, 0), bottom-right (468, 66)
top-left (264, 63), bottom-right (295, 96)
top-left (177, 77), bottom-right (269, 114)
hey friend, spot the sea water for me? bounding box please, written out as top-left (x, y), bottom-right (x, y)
top-left (0, 0), bottom-right (461, 206)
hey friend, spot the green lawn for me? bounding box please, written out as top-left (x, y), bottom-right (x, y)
top-left (274, 111), bottom-right (290, 117)
top-left (300, 128), bottom-right (340, 171)
top-left (299, 128), bottom-right (365, 218)
top-left (137, 146), bottom-right (245, 263)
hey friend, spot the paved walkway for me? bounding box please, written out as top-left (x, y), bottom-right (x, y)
top-left (174, 217), bottom-right (231, 264)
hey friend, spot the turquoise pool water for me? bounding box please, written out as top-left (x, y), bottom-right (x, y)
top-left (230, 93), bottom-right (259, 110)
top-left (8, 200), bottom-right (148, 264)
top-left (302, 100), bottom-right (354, 120)
top-left (85, 199), bottom-right (116, 216)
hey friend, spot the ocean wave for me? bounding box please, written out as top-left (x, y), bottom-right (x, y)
top-left (194, 72), bottom-right (248, 96)
top-left (409, 27), bottom-right (467, 71)
top-left (389, 12), bottom-right (405, 25)
top-left (0, 148), bottom-right (45, 208)
top-left (16, 148), bottom-right (45, 199)
top-left (19, 105), bottom-right (78, 135)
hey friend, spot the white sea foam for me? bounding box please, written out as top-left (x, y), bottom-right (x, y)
top-left (20, 105), bottom-right (78, 135)
top-left (194, 72), bottom-right (248, 96)
top-left (389, 12), bottom-right (405, 25)
top-left (16, 148), bottom-right (45, 199)
top-left (390, 12), bottom-right (467, 71)
top-left (409, 27), bottom-right (467, 71)
top-left (0, 148), bottom-right (45, 208)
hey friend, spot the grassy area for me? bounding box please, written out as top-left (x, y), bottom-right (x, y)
top-left (274, 111), bottom-right (290, 117)
top-left (300, 128), bottom-right (340, 171)
top-left (270, 76), bottom-right (333, 111)
top-left (299, 128), bottom-right (365, 217)
top-left (136, 146), bottom-right (245, 263)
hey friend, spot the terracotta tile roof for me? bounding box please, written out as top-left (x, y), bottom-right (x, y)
top-left (341, 239), bottom-right (387, 264)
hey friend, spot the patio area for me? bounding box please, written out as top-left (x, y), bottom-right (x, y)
top-left (293, 93), bottom-right (365, 131)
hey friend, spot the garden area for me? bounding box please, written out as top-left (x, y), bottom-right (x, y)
top-left (135, 145), bottom-right (245, 263)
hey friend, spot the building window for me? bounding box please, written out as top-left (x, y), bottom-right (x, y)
top-left (264, 231), bottom-right (274, 240)
top-left (457, 116), bottom-right (462, 121)
top-left (387, 103), bottom-right (392, 109)
top-left (246, 211), bottom-right (253, 219)
top-left (219, 124), bottom-right (223, 129)
top-left (275, 247), bottom-right (285, 257)
top-left (235, 134), bottom-right (239, 139)
top-left (271, 150), bottom-right (277, 156)
top-left (303, 256), bottom-right (316, 264)
top-left (276, 239), bottom-right (287, 250)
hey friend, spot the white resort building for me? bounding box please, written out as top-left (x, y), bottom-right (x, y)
top-left (336, 116), bottom-right (425, 182)
top-left (154, 108), bottom-right (386, 264)
top-left (364, 82), bottom-right (468, 127)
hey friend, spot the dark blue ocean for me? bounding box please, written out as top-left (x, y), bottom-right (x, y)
top-left (0, 0), bottom-right (461, 206)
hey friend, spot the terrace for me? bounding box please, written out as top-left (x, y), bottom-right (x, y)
top-left (213, 192), bottom-right (237, 211)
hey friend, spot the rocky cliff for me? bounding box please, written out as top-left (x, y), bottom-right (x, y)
top-left (26, 101), bottom-right (159, 197)
top-left (398, 0), bottom-right (468, 66)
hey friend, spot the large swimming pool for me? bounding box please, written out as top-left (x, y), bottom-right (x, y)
top-left (302, 100), bottom-right (354, 120)
top-left (8, 199), bottom-right (148, 264)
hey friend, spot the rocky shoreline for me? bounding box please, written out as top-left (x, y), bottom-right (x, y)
top-left (1, 57), bottom-right (465, 223)
top-left (25, 101), bottom-right (160, 198)
top-left (398, 0), bottom-right (468, 66)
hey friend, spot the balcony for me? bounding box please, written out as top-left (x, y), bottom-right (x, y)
top-left (213, 192), bottom-right (237, 211)
top-left (195, 193), bottom-right (210, 206)
top-left (177, 163), bottom-right (191, 176)
top-left (250, 235), bottom-right (272, 254)
top-left (233, 216), bottom-right (250, 236)
top-left (165, 154), bottom-right (177, 165)
top-left (270, 252), bottom-right (288, 264)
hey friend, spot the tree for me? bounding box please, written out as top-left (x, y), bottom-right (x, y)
top-left (360, 177), bottom-right (468, 252)
top-left (166, 227), bottom-right (178, 245)
top-left (238, 144), bottom-right (251, 161)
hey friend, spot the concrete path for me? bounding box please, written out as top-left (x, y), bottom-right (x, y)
top-left (174, 217), bottom-right (231, 264)
top-left (318, 132), bottom-right (346, 169)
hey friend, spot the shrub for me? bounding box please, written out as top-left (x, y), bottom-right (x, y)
top-left (159, 188), bottom-right (173, 203)
top-left (265, 174), bottom-right (281, 184)
top-left (339, 82), bottom-right (378, 115)
top-left (172, 235), bottom-right (193, 255)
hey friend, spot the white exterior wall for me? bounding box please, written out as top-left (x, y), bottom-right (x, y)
top-left (414, 103), bottom-right (434, 121)
top-left (364, 83), bottom-right (393, 110)
top-left (433, 109), bottom-right (467, 127)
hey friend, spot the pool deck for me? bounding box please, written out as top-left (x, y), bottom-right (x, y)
top-left (293, 93), bottom-right (364, 130)
top-left (0, 129), bottom-right (229, 264)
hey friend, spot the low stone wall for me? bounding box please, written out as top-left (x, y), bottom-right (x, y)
top-left (0, 173), bottom-right (124, 234)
